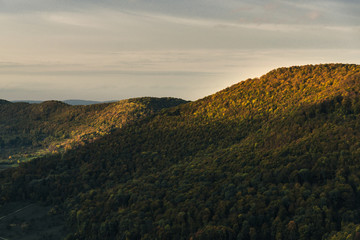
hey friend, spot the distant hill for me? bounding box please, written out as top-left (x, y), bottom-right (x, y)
top-left (12, 99), bottom-right (117, 105)
top-left (0, 97), bottom-right (187, 162)
top-left (1, 64), bottom-right (360, 239)
top-left (63, 99), bottom-right (103, 105)
top-left (12, 100), bottom-right (43, 104)
top-left (0, 99), bottom-right (11, 105)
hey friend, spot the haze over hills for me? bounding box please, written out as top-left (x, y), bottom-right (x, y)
top-left (1, 64), bottom-right (360, 239)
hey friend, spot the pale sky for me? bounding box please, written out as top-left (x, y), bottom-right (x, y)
top-left (1, 0), bottom-right (359, 101)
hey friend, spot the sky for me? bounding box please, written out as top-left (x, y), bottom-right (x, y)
top-left (1, 0), bottom-right (359, 101)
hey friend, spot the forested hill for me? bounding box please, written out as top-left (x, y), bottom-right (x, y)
top-left (2, 64), bottom-right (360, 239)
top-left (0, 99), bottom-right (10, 105)
top-left (0, 97), bottom-right (187, 162)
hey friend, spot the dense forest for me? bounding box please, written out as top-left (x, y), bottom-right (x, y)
top-left (1, 64), bottom-right (360, 239)
top-left (0, 97), bottom-right (186, 164)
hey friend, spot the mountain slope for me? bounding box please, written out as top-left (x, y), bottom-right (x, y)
top-left (0, 99), bottom-right (11, 105)
top-left (1, 64), bottom-right (360, 239)
top-left (0, 97), bottom-right (187, 164)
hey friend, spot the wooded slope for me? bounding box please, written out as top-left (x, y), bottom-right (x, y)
top-left (1, 64), bottom-right (360, 239)
top-left (0, 97), bottom-right (186, 162)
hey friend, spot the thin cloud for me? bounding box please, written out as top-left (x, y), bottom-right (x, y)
top-left (0, 0), bottom-right (359, 101)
